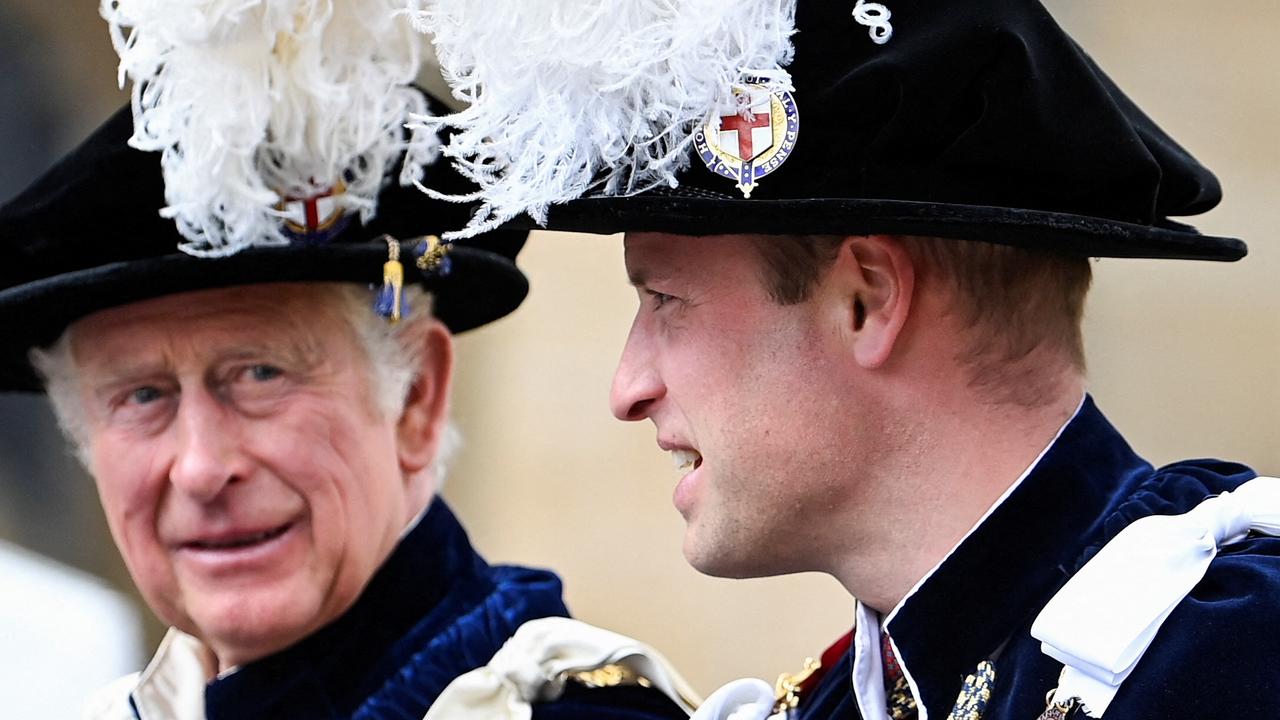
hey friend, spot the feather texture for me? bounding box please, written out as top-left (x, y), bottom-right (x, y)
top-left (102, 0), bottom-right (437, 256)
top-left (407, 0), bottom-right (798, 238)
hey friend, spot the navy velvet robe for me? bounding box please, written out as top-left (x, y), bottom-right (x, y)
top-left (189, 500), bottom-right (686, 720)
top-left (796, 397), bottom-right (1280, 719)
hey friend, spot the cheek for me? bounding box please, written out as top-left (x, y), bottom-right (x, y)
top-left (333, 425), bottom-right (409, 536)
top-left (315, 423), bottom-right (406, 600)
top-left (88, 435), bottom-right (181, 607)
top-left (704, 339), bottom-right (833, 472)
top-left (249, 407), bottom-right (403, 542)
top-left (89, 434), bottom-right (165, 541)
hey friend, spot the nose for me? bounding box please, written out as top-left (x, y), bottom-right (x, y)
top-left (169, 388), bottom-right (244, 502)
top-left (610, 321), bottom-right (665, 422)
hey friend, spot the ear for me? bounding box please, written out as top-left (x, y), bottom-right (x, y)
top-left (395, 318), bottom-right (454, 483)
top-left (833, 235), bottom-right (916, 369)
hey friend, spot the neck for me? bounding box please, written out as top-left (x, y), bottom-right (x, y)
top-left (831, 374), bottom-right (1085, 614)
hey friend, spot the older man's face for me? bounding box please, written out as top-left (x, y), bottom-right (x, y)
top-left (69, 284), bottom-right (420, 668)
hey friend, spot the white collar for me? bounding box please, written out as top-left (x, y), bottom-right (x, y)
top-left (130, 628), bottom-right (215, 720)
top-left (850, 601), bottom-right (890, 720)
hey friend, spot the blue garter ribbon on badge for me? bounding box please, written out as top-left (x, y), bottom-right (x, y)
top-left (694, 78), bottom-right (800, 198)
top-left (279, 182), bottom-right (352, 245)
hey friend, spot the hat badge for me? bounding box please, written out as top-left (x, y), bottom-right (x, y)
top-left (694, 78), bottom-right (800, 199)
top-left (279, 181), bottom-right (352, 244)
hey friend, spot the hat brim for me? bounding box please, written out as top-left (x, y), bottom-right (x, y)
top-left (0, 242), bottom-right (527, 393)
top-left (529, 194), bottom-right (1245, 261)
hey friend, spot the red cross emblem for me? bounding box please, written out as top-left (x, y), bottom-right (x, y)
top-left (283, 185), bottom-right (343, 233)
top-left (718, 104), bottom-right (774, 162)
top-left (694, 78), bottom-right (799, 199)
top-left (278, 181), bottom-right (351, 243)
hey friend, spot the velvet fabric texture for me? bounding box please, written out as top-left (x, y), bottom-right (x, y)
top-left (526, 0), bottom-right (1244, 262)
top-left (795, 397), bottom-right (1279, 719)
top-left (153, 499), bottom-right (687, 720)
top-left (0, 96), bottom-right (528, 393)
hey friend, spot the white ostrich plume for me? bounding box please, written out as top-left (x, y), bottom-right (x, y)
top-left (405, 0), bottom-right (798, 239)
top-left (102, 0), bottom-right (439, 257)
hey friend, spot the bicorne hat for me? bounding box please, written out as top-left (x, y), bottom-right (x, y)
top-left (0, 98), bottom-right (528, 393)
top-left (417, 0), bottom-right (1245, 261)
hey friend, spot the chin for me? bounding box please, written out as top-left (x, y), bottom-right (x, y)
top-left (683, 534), bottom-right (770, 580)
top-left (187, 587), bottom-right (327, 665)
top-left (683, 518), bottom-right (802, 580)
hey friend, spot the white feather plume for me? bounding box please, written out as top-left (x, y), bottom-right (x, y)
top-left (102, 0), bottom-right (438, 257)
top-left (406, 0), bottom-right (798, 239)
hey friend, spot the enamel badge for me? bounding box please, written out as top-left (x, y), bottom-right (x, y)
top-left (279, 182), bottom-right (352, 244)
top-left (694, 78), bottom-right (799, 198)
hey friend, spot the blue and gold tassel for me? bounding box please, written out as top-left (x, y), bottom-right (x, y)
top-left (374, 236), bottom-right (408, 322)
top-left (414, 235), bottom-right (452, 277)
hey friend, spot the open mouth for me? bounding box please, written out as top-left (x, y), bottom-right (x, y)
top-left (671, 449), bottom-right (703, 472)
top-left (187, 523), bottom-right (293, 551)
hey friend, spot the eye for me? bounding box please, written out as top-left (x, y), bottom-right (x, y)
top-left (129, 386), bottom-right (165, 405)
top-left (248, 364), bottom-right (284, 382)
top-left (225, 362), bottom-right (293, 413)
top-left (104, 381), bottom-right (177, 427)
top-left (645, 288), bottom-right (678, 309)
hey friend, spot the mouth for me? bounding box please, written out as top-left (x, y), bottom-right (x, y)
top-left (184, 522), bottom-right (294, 551)
top-left (671, 448), bottom-right (703, 473)
top-left (669, 448), bottom-right (704, 516)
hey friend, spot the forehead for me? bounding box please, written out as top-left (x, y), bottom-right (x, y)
top-left (68, 283), bottom-right (351, 367)
top-left (622, 233), bottom-right (766, 286)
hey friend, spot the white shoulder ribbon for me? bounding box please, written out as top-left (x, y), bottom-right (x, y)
top-left (1031, 476), bottom-right (1280, 717)
top-left (690, 678), bottom-right (781, 720)
top-left (423, 617), bottom-right (701, 720)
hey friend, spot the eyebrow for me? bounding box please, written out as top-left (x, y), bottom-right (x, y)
top-left (85, 364), bottom-right (172, 406)
top-left (210, 337), bottom-right (327, 372)
top-left (84, 331), bottom-right (326, 384)
top-left (80, 355), bottom-right (172, 388)
top-left (625, 260), bottom-right (672, 288)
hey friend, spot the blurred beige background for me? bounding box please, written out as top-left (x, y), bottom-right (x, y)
top-left (1, 0), bottom-right (1277, 697)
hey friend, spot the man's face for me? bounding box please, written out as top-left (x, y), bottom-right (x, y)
top-left (70, 284), bottom-right (421, 668)
top-left (610, 234), bottom-right (867, 578)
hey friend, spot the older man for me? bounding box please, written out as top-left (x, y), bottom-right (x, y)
top-left (0, 0), bottom-right (698, 715)
top-left (0, 99), bottom-right (688, 720)
top-left (414, 1), bottom-right (1280, 719)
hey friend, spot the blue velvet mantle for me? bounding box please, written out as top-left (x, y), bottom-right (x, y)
top-left (188, 500), bottom-right (686, 720)
top-left (797, 397), bottom-right (1279, 719)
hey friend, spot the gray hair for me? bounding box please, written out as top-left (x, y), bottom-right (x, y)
top-left (30, 283), bottom-right (461, 486)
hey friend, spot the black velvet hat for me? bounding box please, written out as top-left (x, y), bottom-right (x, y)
top-left (430, 0), bottom-right (1245, 262)
top-left (0, 98), bottom-right (529, 393)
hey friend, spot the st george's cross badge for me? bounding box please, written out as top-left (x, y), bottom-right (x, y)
top-left (279, 181), bottom-right (353, 244)
top-left (694, 78), bottom-right (800, 198)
